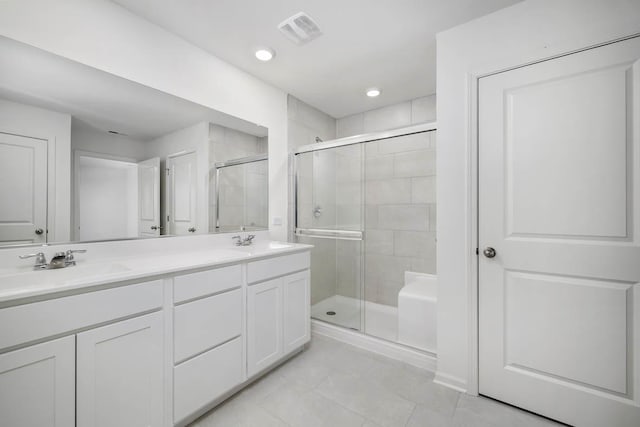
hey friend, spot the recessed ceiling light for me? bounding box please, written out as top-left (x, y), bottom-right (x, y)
top-left (255, 48), bottom-right (275, 61)
top-left (366, 88), bottom-right (381, 97)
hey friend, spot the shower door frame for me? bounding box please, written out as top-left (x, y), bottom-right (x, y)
top-left (292, 121), bottom-right (438, 335)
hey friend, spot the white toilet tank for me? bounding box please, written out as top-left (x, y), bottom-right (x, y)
top-left (398, 272), bottom-right (437, 353)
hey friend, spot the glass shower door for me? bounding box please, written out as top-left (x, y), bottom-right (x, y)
top-left (295, 144), bottom-right (364, 331)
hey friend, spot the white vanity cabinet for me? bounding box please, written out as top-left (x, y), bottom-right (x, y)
top-left (247, 252), bottom-right (310, 378)
top-left (0, 246), bottom-right (312, 427)
top-left (0, 279), bottom-right (165, 427)
top-left (0, 336), bottom-right (75, 427)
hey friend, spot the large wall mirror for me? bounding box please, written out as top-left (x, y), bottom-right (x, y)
top-left (0, 36), bottom-right (268, 247)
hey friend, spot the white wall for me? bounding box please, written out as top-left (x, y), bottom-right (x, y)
top-left (0, 0), bottom-right (289, 240)
top-left (0, 98), bottom-right (71, 242)
top-left (147, 121), bottom-right (209, 235)
top-left (71, 120), bottom-right (148, 161)
top-left (436, 0), bottom-right (640, 392)
top-left (336, 95), bottom-right (436, 138)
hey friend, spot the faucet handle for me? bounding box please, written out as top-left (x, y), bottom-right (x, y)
top-left (247, 234), bottom-right (255, 241)
top-left (65, 249), bottom-right (86, 262)
top-left (19, 252), bottom-right (46, 260)
top-left (19, 252), bottom-right (47, 268)
top-left (232, 235), bottom-right (241, 246)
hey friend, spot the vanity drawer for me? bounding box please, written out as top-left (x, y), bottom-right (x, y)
top-left (247, 251), bottom-right (310, 284)
top-left (174, 336), bottom-right (243, 424)
top-left (174, 288), bottom-right (242, 364)
top-left (173, 265), bottom-right (242, 303)
top-left (0, 280), bottom-right (163, 350)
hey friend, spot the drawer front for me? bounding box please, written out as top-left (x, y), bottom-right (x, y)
top-left (173, 337), bottom-right (243, 424)
top-left (247, 251), bottom-right (310, 284)
top-left (174, 288), bottom-right (242, 364)
top-left (0, 280), bottom-right (163, 350)
top-left (173, 265), bottom-right (242, 303)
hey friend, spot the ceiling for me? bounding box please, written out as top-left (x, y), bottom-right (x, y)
top-left (0, 36), bottom-right (268, 140)
top-left (112, 0), bottom-right (521, 118)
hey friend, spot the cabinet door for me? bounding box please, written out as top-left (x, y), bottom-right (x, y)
top-left (0, 336), bottom-right (74, 427)
top-left (77, 312), bottom-right (164, 427)
top-left (283, 270), bottom-right (310, 354)
top-left (247, 278), bottom-right (282, 377)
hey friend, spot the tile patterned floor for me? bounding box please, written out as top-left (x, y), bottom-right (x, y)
top-left (189, 335), bottom-right (562, 427)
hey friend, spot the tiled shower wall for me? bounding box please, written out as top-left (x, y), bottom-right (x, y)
top-left (336, 95), bottom-right (436, 138)
top-left (363, 132), bottom-right (436, 306)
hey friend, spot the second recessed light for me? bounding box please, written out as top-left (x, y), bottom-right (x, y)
top-left (255, 47), bottom-right (275, 61)
top-left (366, 88), bottom-right (381, 97)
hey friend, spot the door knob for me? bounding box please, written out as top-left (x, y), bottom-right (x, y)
top-left (35, 228), bottom-right (44, 235)
top-left (483, 247), bottom-right (496, 258)
top-left (188, 227), bottom-right (196, 233)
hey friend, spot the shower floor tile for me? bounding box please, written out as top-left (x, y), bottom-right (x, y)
top-left (311, 295), bottom-right (361, 330)
top-left (311, 295), bottom-right (399, 343)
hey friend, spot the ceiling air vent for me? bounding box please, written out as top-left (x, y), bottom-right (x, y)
top-left (278, 12), bottom-right (322, 45)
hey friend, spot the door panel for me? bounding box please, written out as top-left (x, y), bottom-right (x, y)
top-left (479, 36), bottom-right (640, 426)
top-left (247, 278), bottom-right (282, 377)
top-left (0, 336), bottom-right (75, 427)
top-left (0, 132), bottom-right (47, 245)
top-left (76, 312), bottom-right (164, 427)
top-left (138, 157), bottom-right (160, 237)
top-left (283, 270), bottom-right (311, 354)
top-left (167, 151), bottom-right (197, 235)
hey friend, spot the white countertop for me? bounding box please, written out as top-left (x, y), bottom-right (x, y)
top-left (0, 240), bottom-right (311, 305)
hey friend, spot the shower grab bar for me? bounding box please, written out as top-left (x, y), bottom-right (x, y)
top-left (295, 228), bottom-right (363, 241)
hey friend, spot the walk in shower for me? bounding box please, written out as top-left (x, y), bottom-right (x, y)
top-left (293, 123), bottom-right (437, 353)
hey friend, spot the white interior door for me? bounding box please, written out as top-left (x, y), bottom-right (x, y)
top-left (479, 37), bottom-right (640, 427)
top-left (0, 132), bottom-right (47, 245)
top-left (167, 151), bottom-right (197, 235)
top-left (138, 157), bottom-right (160, 237)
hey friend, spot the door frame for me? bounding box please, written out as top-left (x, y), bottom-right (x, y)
top-left (467, 33), bottom-right (640, 396)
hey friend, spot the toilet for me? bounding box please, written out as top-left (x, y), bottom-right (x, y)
top-left (398, 271), bottom-right (437, 353)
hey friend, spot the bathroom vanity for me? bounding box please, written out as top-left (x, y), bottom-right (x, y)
top-left (0, 235), bottom-right (311, 427)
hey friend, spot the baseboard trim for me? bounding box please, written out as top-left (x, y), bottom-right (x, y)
top-left (433, 371), bottom-right (468, 393)
top-left (311, 319), bottom-right (437, 372)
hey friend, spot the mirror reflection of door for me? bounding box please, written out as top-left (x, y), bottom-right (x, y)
top-left (0, 132), bottom-right (47, 245)
top-left (137, 157), bottom-right (160, 237)
top-left (76, 154), bottom-right (139, 241)
top-left (167, 151), bottom-right (197, 235)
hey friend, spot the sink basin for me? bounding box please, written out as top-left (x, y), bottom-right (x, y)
top-left (229, 241), bottom-right (295, 255)
top-left (0, 263), bottom-right (132, 291)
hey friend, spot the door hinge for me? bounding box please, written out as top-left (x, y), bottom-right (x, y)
top-left (166, 168), bottom-right (170, 176)
top-left (475, 247), bottom-right (479, 255)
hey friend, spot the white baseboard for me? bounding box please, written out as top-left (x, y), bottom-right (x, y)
top-left (311, 319), bottom-right (437, 372)
top-left (433, 371), bottom-right (468, 393)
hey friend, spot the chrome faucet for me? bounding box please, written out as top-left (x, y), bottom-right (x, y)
top-left (232, 234), bottom-right (255, 246)
top-left (19, 249), bottom-right (86, 270)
